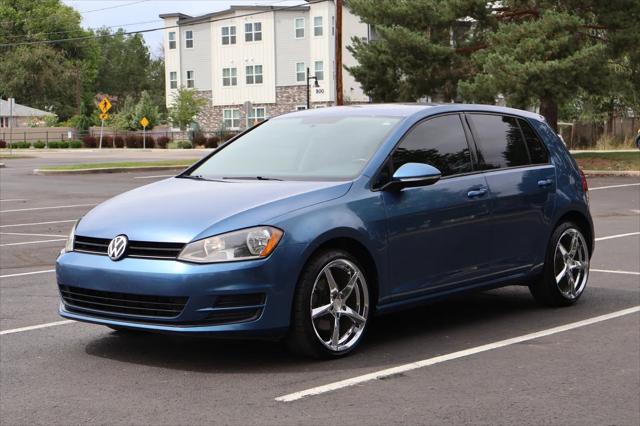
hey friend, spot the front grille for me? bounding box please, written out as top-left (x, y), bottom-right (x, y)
top-left (204, 308), bottom-right (263, 325)
top-left (59, 285), bottom-right (188, 318)
top-left (73, 235), bottom-right (184, 259)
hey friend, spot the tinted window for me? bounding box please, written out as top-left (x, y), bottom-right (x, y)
top-left (468, 114), bottom-right (529, 169)
top-left (392, 115), bottom-right (472, 177)
top-left (518, 118), bottom-right (549, 164)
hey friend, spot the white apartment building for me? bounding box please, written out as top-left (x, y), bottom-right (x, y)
top-left (160, 1), bottom-right (371, 131)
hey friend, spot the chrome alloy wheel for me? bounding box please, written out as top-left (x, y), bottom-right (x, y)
top-left (309, 259), bottom-right (369, 352)
top-left (554, 228), bottom-right (589, 300)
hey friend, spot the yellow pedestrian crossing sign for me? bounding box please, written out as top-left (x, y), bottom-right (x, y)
top-left (139, 117), bottom-right (149, 128)
top-left (99, 112), bottom-right (109, 121)
top-left (98, 97), bottom-right (112, 113)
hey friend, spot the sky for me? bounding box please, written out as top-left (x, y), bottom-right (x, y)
top-left (62, 0), bottom-right (304, 56)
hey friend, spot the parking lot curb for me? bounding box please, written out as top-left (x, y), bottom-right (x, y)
top-left (583, 170), bottom-right (640, 177)
top-left (33, 165), bottom-right (188, 175)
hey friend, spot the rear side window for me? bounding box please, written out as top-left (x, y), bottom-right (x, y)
top-left (468, 114), bottom-right (529, 170)
top-left (392, 114), bottom-right (472, 177)
top-left (518, 118), bottom-right (549, 164)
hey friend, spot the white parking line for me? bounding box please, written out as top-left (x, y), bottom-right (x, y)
top-left (0, 238), bottom-right (66, 247)
top-left (591, 269), bottom-right (640, 276)
top-left (275, 306), bottom-right (640, 402)
top-left (1, 232), bottom-right (64, 238)
top-left (595, 232), bottom-right (640, 241)
top-left (0, 269), bottom-right (55, 279)
top-left (0, 203), bottom-right (95, 213)
top-left (133, 174), bottom-right (174, 179)
top-left (0, 219), bottom-right (76, 228)
top-left (590, 183), bottom-right (640, 191)
top-left (0, 199), bottom-right (28, 202)
top-left (0, 320), bottom-right (74, 336)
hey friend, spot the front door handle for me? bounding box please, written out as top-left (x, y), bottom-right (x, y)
top-left (538, 178), bottom-right (553, 187)
top-left (467, 187), bottom-right (488, 198)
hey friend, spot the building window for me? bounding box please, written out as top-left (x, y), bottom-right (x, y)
top-left (185, 30), bottom-right (193, 48)
top-left (222, 26), bottom-right (236, 45)
top-left (246, 65), bottom-right (263, 85)
top-left (168, 31), bottom-right (176, 49)
top-left (314, 16), bottom-right (323, 36)
top-left (169, 71), bottom-right (177, 89)
top-left (222, 68), bottom-right (237, 86)
top-left (332, 16), bottom-right (335, 36)
top-left (295, 105), bottom-right (307, 111)
top-left (247, 107), bottom-right (266, 127)
top-left (296, 62), bottom-right (306, 82)
top-left (245, 22), bottom-right (262, 42)
top-left (314, 61), bottom-right (324, 81)
top-left (294, 17), bottom-right (305, 38)
top-left (186, 70), bottom-right (195, 88)
top-left (223, 109), bottom-right (241, 129)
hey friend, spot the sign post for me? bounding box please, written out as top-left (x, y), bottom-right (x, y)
top-left (139, 117), bottom-right (149, 150)
top-left (97, 97), bottom-right (112, 149)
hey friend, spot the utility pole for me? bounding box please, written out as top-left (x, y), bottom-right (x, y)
top-left (335, 0), bottom-right (344, 106)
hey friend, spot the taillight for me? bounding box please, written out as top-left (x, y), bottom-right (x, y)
top-left (579, 169), bottom-right (589, 192)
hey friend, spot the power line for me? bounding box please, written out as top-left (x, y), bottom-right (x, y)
top-left (0, 0), bottom-right (327, 48)
top-left (78, 0), bottom-right (150, 14)
top-left (3, 20), bottom-right (162, 40)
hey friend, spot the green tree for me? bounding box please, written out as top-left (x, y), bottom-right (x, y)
top-left (133, 91), bottom-right (160, 130)
top-left (111, 95), bottom-right (137, 131)
top-left (168, 88), bottom-right (207, 130)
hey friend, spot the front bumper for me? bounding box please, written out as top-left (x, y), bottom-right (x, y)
top-left (56, 244), bottom-right (303, 337)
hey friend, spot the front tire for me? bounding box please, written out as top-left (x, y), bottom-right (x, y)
top-left (529, 222), bottom-right (590, 306)
top-left (286, 249), bottom-right (371, 358)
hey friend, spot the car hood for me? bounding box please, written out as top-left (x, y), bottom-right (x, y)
top-left (76, 177), bottom-right (352, 242)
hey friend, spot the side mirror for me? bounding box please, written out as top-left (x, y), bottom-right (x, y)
top-left (382, 162), bottom-right (442, 191)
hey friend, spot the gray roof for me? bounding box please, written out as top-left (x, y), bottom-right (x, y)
top-left (160, 5), bottom-right (310, 25)
top-left (0, 99), bottom-right (55, 117)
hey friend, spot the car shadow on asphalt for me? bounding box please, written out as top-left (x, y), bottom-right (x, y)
top-left (82, 285), bottom-right (547, 373)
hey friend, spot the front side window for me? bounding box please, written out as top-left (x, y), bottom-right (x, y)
top-left (186, 70), bottom-right (195, 88)
top-left (168, 31), bottom-right (176, 49)
top-left (314, 61), bottom-right (324, 81)
top-left (185, 30), bottom-right (193, 48)
top-left (223, 109), bottom-right (241, 129)
top-left (245, 22), bottom-right (262, 42)
top-left (518, 118), bottom-right (549, 164)
top-left (246, 65), bottom-right (263, 85)
top-left (222, 26), bottom-right (236, 45)
top-left (247, 107), bottom-right (266, 127)
top-left (296, 62), bottom-right (306, 82)
top-left (314, 16), bottom-right (323, 36)
top-left (169, 71), bottom-right (177, 89)
top-left (295, 17), bottom-right (305, 38)
top-left (468, 114), bottom-right (529, 169)
top-left (222, 68), bottom-right (237, 86)
top-left (189, 115), bottom-right (402, 180)
top-left (392, 114), bottom-right (473, 177)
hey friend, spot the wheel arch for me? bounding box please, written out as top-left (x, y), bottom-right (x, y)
top-left (553, 210), bottom-right (594, 256)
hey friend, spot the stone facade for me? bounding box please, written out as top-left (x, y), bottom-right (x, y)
top-left (195, 86), bottom-right (332, 131)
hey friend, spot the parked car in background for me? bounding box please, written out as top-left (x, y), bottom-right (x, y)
top-left (56, 104), bottom-right (594, 358)
top-left (635, 128), bottom-right (640, 149)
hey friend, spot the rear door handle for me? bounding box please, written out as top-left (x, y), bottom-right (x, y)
top-left (467, 187), bottom-right (488, 198)
top-left (538, 178), bottom-right (553, 188)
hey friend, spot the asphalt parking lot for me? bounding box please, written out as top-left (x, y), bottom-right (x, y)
top-left (1, 153), bottom-right (639, 425)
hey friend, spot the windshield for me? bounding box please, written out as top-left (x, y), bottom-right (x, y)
top-left (188, 115), bottom-right (402, 180)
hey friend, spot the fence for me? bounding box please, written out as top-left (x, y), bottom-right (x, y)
top-left (559, 117), bottom-right (639, 149)
top-left (0, 127), bottom-right (76, 143)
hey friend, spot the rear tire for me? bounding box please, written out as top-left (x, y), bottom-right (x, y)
top-left (529, 222), bottom-right (590, 307)
top-left (285, 249), bottom-right (371, 358)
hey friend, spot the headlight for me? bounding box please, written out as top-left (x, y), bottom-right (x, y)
top-left (178, 226), bottom-right (283, 263)
top-left (64, 220), bottom-right (79, 253)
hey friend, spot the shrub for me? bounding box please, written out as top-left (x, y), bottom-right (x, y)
top-left (220, 131), bottom-right (235, 142)
top-left (0, 140), bottom-right (6, 148)
top-left (34, 141), bottom-right (46, 149)
top-left (125, 134), bottom-right (141, 148)
top-left (48, 141), bottom-right (59, 149)
top-left (193, 133), bottom-right (206, 147)
top-left (69, 140), bottom-right (82, 149)
top-left (177, 140), bottom-right (193, 149)
top-left (58, 141), bottom-right (70, 149)
top-left (142, 135), bottom-right (155, 149)
top-left (82, 135), bottom-right (97, 148)
top-left (14, 141), bottom-right (31, 149)
top-left (205, 136), bottom-right (220, 148)
top-left (114, 136), bottom-right (125, 148)
top-left (156, 136), bottom-right (170, 149)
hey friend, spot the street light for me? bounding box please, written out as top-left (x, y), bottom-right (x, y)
top-left (306, 67), bottom-right (319, 110)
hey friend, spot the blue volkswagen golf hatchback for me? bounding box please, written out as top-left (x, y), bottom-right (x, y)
top-left (57, 104), bottom-right (594, 358)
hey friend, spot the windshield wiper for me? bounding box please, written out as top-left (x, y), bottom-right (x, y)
top-left (222, 176), bottom-right (283, 181)
top-left (178, 174), bottom-right (225, 182)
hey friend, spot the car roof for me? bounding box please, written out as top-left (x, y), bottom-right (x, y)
top-left (278, 103), bottom-right (546, 123)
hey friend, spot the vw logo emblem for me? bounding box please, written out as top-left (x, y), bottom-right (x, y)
top-left (107, 235), bottom-right (128, 261)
